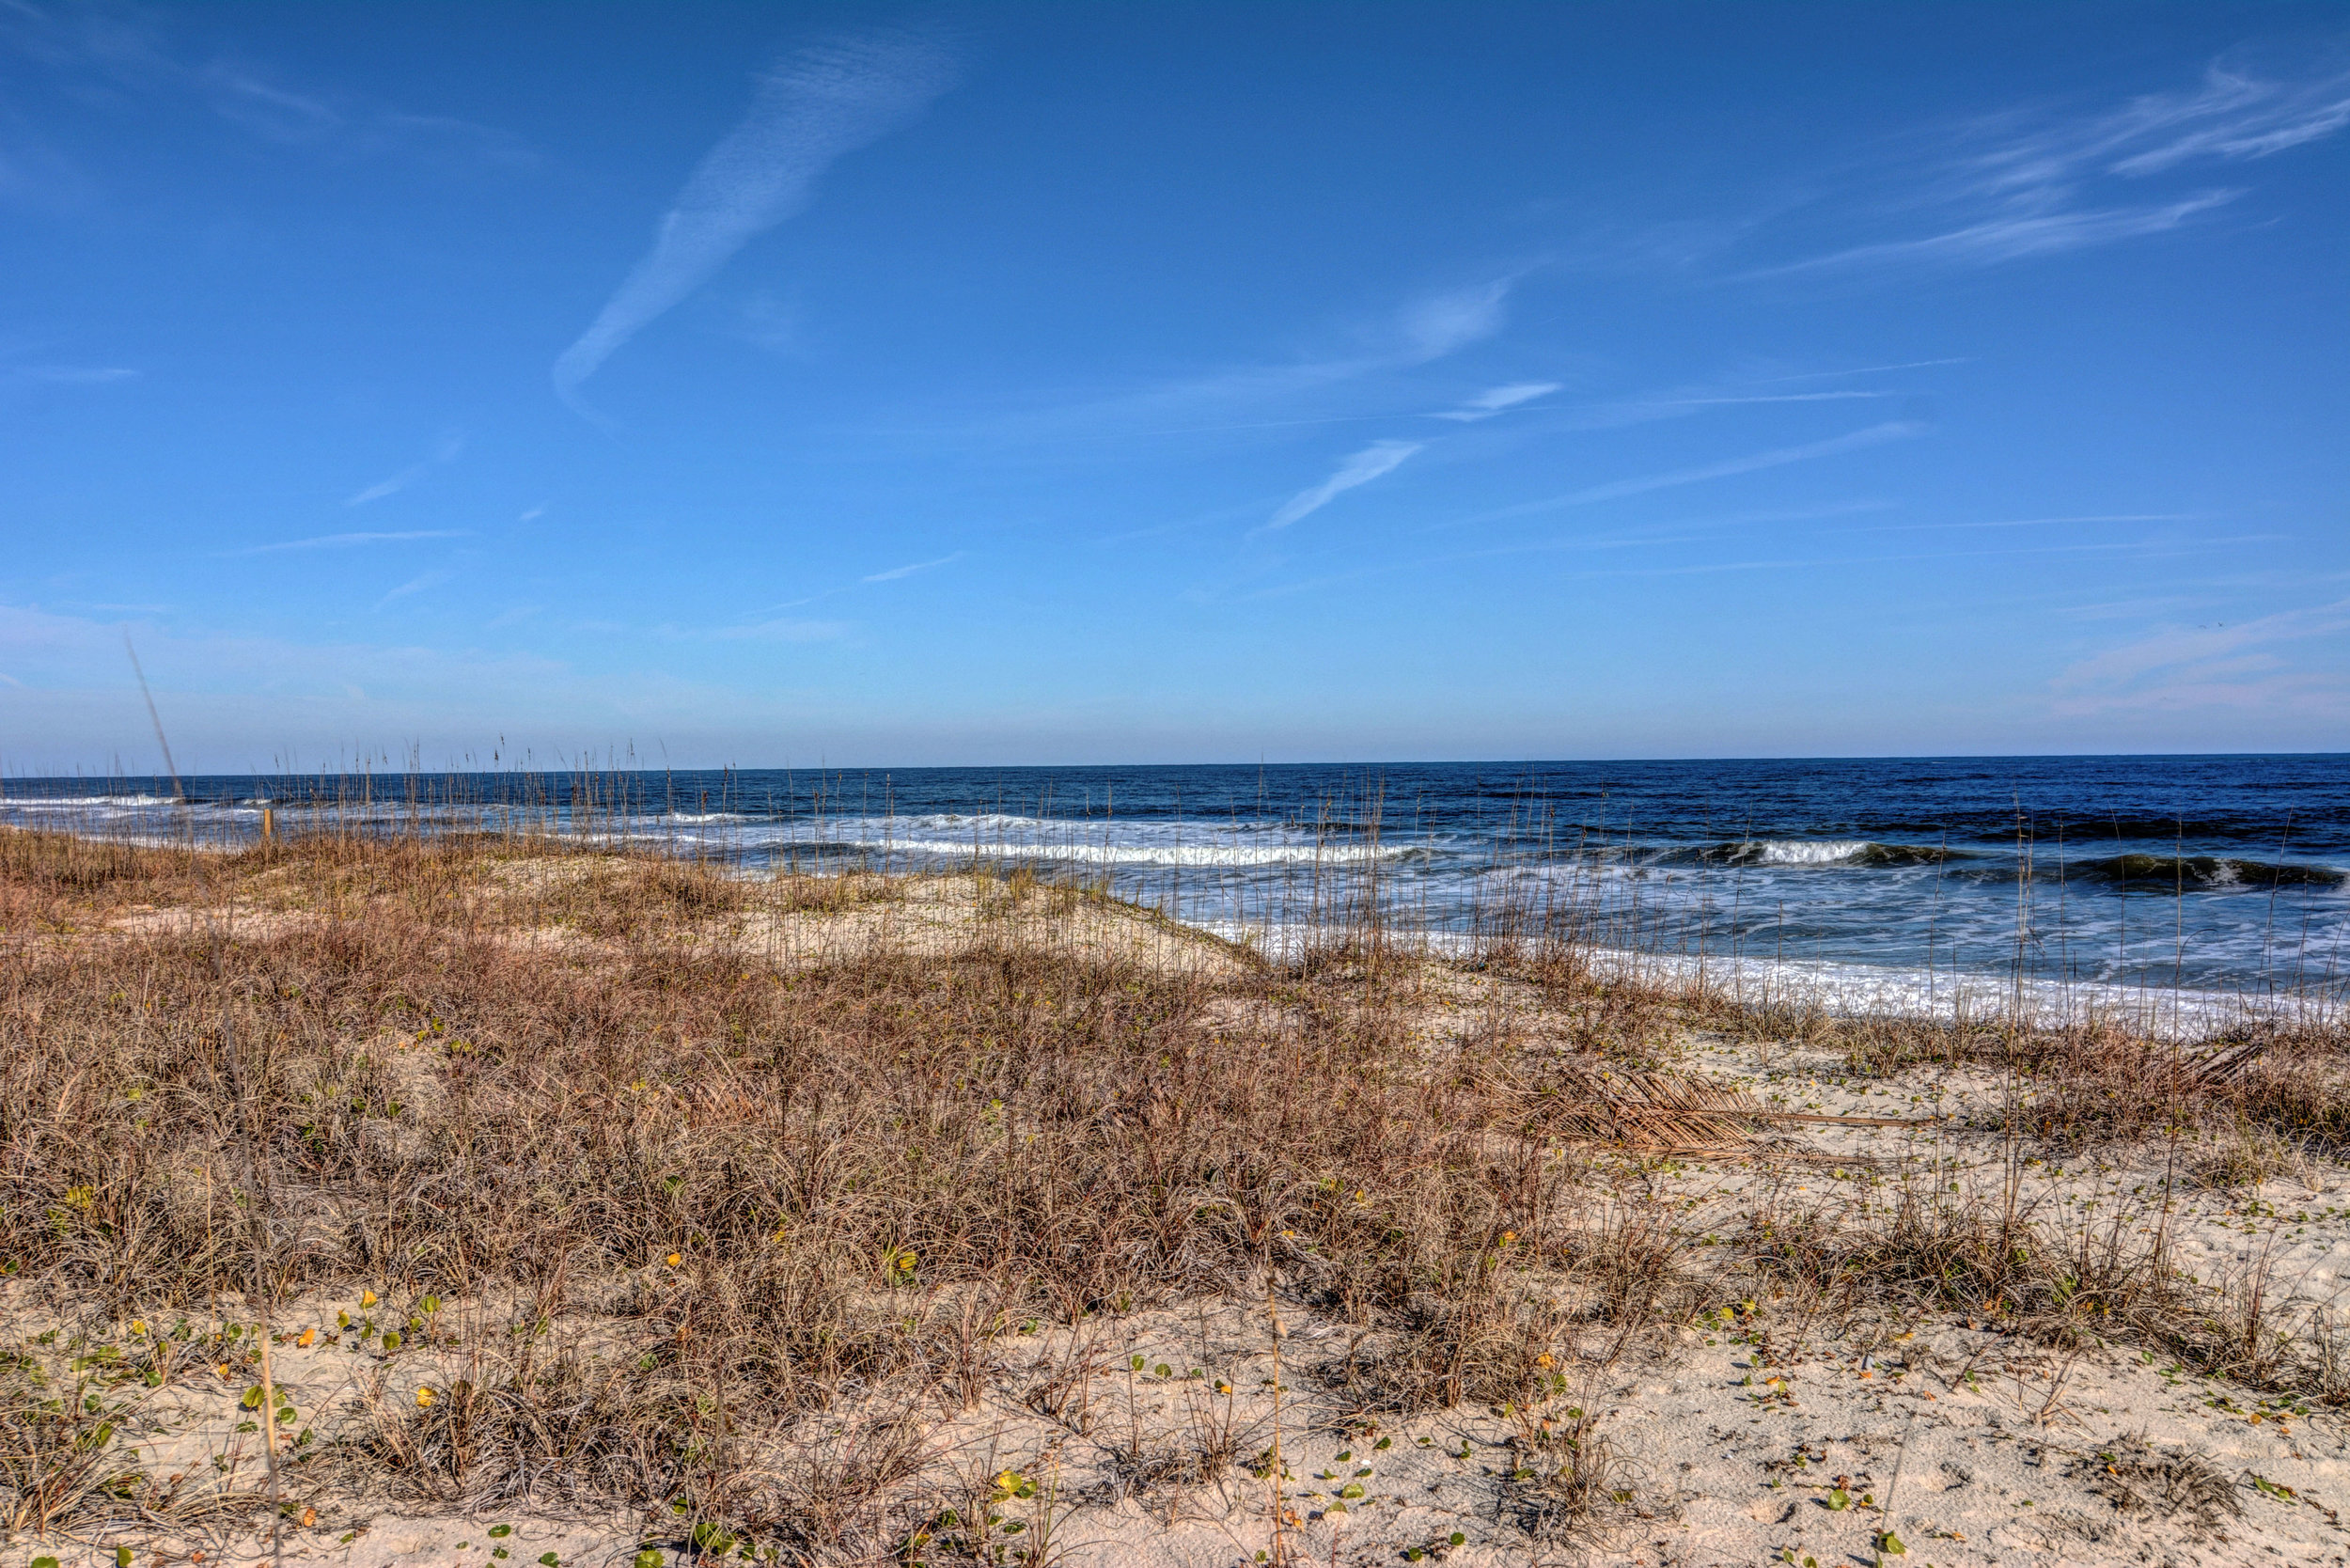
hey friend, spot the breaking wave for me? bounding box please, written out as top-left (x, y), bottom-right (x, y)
top-left (1689, 839), bottom-right (1955, 869)
top-left (2069, 854), bottom-right (2346, 891)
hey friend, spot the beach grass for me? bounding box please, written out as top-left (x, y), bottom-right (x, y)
top-left (3, 823), bottom-right (2347, 1561)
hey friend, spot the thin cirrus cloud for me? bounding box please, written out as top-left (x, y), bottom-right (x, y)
top-left (862, 552), bottom-right (964, 583)
top-left (1395, 279), bottom-right (1518, 361)
top-left (1266, 440), bottom-right (1424, 530)
top-left (1431, 382), bottom-right (1560, 422)
top-left (1478, 419), bottom-right (1925, 520)
top-left (0, 1), bottom-right (534, 166)
top-left (705, 618), bottom-right (852, 643)
top-left (4, 365), bottom-right (139, 385)
top-left (1762, 191), bottom-right (2240, 277)
top-left (232, 529), bottom-right (468, 556)
top-left (1753, 55), bottom-right (2350, 279)
top-left (345, 431), bottom-right (465, 507)
top-left (1972, 57), bottom-right (2350, 188)
top-left (894, 278), bottom-right (1529, 451)
top-left (375, 569), bottom-right (452, 609)
top-left (551, 31), bottom-right (955, 413)
top-left (2050, 595), bottom-right (2350, 719)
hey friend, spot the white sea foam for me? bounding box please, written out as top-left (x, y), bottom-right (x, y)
top-left (781, 833), bottom-right (1416, 868)
top-left (1202, 919), bottom-right (2326, 1036)
top-left (1740, 839), bottom-right (1875, 865)
top-left (693, 809), bottom-right (1422, 869)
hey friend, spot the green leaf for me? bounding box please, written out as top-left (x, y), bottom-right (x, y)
top-left (540, 1556), bottom-right (560, 1566)
top-left (634, 1555), bottom-right (664, 1568)
top-left (33, 1558), bottom-right (60, 1568)
top-left (1826, 1488), bottom-right (1851, 1511)
top-left (489, 1524), bottom-right (513, 1538)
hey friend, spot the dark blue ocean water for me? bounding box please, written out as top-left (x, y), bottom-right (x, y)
top-left (7, 755), bottom-right (2345, 1009)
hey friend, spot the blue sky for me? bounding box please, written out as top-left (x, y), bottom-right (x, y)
top-left (2, 1), bottom-right (2346, 772)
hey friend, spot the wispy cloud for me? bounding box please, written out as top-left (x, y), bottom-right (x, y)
top-left (4, 364), bottom-right (138, 385)
top-left (1482, 419), bottom-right (1924, 518)
top-left (899, 277), bottom-right (1532, 451)
top-left (345, 431), bottom-right (464, 507)
top-left (2055, 596), bottom-right (2350, 692)
top-left (1431, 382), bottom-right (1559, 422)
top-left (1868, 512), bottom-right (2197, 534)
top-left (1643, 390), bottom-right (1898, 409)
top-left (1990, 57), bottom-right (2350, 184)
top-left (376, 569), bottom-right (452, 609)
top-left (1765, 191), bottom-right (2239, 276)
top-left (0, 1), bottom-right (536, 168)
top-left (1759, 359), bottom-right (1973, 382)
top-left (1266, 440), bottom-right (1423, 530)
top-left (1754, 54), bottom-right (2350, 278)
top-left (862, 552), bottom-right (964, 583)
top-left (234, 529), bottom-right (467, 556)
top-left (552, 31), bottom-right (955, 412)
top-left (1550, 387), bottom-right (1904, 431)
top-left (704, 618), bottom-right (852, 643)
top-left (1396, 279), bottom-right (1516, 360)
top-left (2051, 595), bottom-right (2350, 719)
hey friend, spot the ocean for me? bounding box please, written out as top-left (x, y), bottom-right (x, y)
top-left (7, 754), bottom-right (2345, 1022)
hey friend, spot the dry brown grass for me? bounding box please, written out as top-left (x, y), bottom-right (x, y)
top-left (3, 824), bottom-right (2344, 1558)
top-left (0, 828), bottom-right (1678, 1547)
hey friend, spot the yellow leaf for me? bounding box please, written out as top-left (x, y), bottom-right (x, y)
top-left (297, 1327), bottom-right (317, 1349)
top-left (415, 1387), bottom-right (435, 1408)
top-left (360, 1290), bottom-right (378, 1309)
top-left (666, 1252), bottom-right (682, 1268)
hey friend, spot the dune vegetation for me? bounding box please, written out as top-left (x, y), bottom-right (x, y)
top-left (3, 824), bottom-right (2346, 1565)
